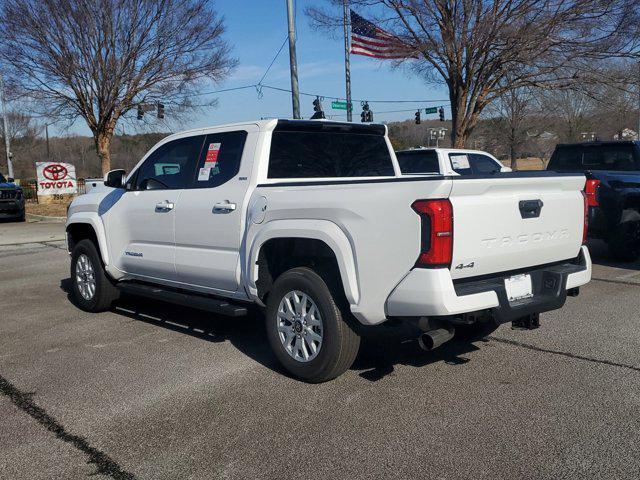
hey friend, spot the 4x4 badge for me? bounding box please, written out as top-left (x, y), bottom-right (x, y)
top-left (455, 262), bottom-right (475, 270)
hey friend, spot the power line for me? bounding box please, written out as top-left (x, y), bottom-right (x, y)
top-left (258, 36), bottom-right (289, 86)
top-left (258, 84), bottom-right (448, 104)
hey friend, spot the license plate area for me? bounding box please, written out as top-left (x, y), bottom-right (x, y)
top-left (504, 274), bottom-right (533, 302)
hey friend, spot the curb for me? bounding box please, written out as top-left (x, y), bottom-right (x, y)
top-left (26, 213), bottom-right (66, 223)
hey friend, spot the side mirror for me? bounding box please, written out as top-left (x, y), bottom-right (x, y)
top-left (7, 177), bottom-right (14, 183)
top-left (501, 166), bottom-right (513, 173)
top-left (104, 169), bottom-right (126, 189)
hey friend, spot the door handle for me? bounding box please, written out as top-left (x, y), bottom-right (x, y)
top-left (213, 201), bottom-right (236, 213)
top-left (519, 199), bottom-right (543, 219)
top-left (155, 200), bottom-right (174, 212)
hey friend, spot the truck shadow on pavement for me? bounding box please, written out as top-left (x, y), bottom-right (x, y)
top-left (60, 279), bottom-right (486, 383)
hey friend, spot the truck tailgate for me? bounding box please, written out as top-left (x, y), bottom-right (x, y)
top-left (449, 173), bottom-right (585, 279)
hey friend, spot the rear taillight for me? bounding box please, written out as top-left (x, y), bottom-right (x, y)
top-left (582, 191), bottom-right (589, 244)
top-left (584, 179), bottom-right (600, 207)
top-left (411, 199), bottom-right (453, 268)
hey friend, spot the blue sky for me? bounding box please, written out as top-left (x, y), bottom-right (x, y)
top-left (59, 0), bottom-right (450, 136)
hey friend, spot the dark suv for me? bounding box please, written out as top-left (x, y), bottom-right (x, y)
top-left (547, 141), bottom-right (640, 261)
top-left (0, 172), bottom-right (25, 222)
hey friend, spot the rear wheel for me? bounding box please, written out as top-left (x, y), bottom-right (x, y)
top-left (608, 219), bottom-right (640, 262)
top-left (265, 267), bottom-right (360, 383)
top-left (70, 239), bottom-right (119, 312)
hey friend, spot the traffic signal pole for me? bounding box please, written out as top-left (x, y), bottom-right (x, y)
top-left (343, 0), bottom-right (352, 122)
top-left (286, 0), bottom-right (301, 119)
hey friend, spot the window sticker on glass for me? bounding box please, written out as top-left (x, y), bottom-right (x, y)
top-left (450, 154), bottom-right (470, 170)
top-left (205, 142), bottom-right (221, 167)
top-left (198, 167), bottom-right (211, 181)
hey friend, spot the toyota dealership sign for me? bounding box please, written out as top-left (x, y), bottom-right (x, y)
top-left (36, 162), bottom-right (78, 195)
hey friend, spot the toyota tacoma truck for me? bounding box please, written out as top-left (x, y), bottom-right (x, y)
top-left (66, 120), bottom-right (592, 382)
top-left (547, 141), bottom-right (640, 261)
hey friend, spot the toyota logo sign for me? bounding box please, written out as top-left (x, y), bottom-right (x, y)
top-left (43, 163), bottom-right (69, 181)
top-left (36, 162), bottom-right (78, 196)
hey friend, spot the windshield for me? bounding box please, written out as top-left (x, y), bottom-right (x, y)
top-left (0, 172), bottom-right (6, 183)
top-left (395, 150), bottom-right (440, 174)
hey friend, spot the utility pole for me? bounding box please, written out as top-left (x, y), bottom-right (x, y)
top-left (0, 74), bottom-right (13, 178)
top-left (637, 61), bottom-right (640, 141)
top-left (285, 0), bottom-right (300, 119)
top-left (343, 0), bottom-right (352, 122)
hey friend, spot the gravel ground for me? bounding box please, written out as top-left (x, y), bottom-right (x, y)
top-left (1, 222), bottom-right (639, 480)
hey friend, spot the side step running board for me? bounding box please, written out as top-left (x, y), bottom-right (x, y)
top-left (118, 283), bottom-right (248, 317)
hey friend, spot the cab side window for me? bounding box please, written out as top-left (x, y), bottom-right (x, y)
top-left (470, 154), bottom-right (501, 174)
top-left (190, 131), bottom-right (247, 188)
top-left (134, 135), bottom-right (205, 190)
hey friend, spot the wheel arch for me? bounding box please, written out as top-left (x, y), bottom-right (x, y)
top-left (245, 219), bottom-right (359, 307)
top-left (66, 213), bottom-right (110, 265)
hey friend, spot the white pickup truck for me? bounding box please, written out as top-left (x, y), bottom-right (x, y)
top-left (66, 120), bottom-right (591, 382)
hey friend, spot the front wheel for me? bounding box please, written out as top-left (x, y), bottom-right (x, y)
top-left (265, 267), bottom-right (360, 383)
top-left (70, 239), bottom-right (120, 312)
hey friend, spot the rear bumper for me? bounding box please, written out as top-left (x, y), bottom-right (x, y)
top-left (386, 245), bottom-right (591, 322)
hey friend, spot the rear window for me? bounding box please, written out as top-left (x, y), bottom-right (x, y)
top-left (268, 131), bottom-right (395, 178)
top-left (549, 144), bottom-right (639, 171)
top-left (396, 150), bottom-right (440, 174)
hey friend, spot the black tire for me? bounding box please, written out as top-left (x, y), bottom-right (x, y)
top-left (70, 239), bottom-right (119, 312)
top-left (607, 220), bottom-right (640, 262)
top-left (265, 267), bottom-right (360, 383)
top-left (17, 210), bottom-right (25, 222)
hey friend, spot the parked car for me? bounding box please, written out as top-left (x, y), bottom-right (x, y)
top-left (0, 172), bottom-right (25, 222)
top-left (66, 120), bottom-right (591, 382)
top-left (395, 147), bottom-right (511, 175)
top-left (547, 141), bottom-right (640, 261)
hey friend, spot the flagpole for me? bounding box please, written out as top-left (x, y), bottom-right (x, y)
top-left (343, 0), bottom-right (352, 122)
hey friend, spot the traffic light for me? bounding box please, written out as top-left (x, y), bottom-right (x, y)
top-left (137, 104), bottom-right (144, 120)
top-left (311, 97), bottom-right (325, 119)
top-left (439, 106), bottom-right (445, 122)
top-left (367, 109), bottom-right (373, 122)
top-left (361, 102), bottom-right (370, 123)
top-left (415, 110), bottom-right (421, 124)
top-left (157, 102), bottom-right (165, 119)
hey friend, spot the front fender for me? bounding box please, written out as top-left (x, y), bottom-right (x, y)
top-left (66, 212), bottom-right (110, 266)
top-left (245, 219), bottom-right (360, 307)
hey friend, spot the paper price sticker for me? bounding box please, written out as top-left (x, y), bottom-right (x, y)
top-left (198, 167), bottom-right (211, 181)
top-left (450, 154), bottom-right (470, 170)
top-left (204, 142), bottom-right (222, 167)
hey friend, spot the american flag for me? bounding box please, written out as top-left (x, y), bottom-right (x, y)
top-left (350, 10), bottom-right (411, 59)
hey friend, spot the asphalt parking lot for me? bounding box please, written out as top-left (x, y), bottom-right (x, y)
top-left (1, 221), bottom-right (639, 480)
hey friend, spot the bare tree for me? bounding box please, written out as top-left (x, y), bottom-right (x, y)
top-left (0, 110), bottom-right (40, 174)
top-left (540, 88), bottom-right (594, 142)
top-left (485, 80), bottom-right (536, 169)
top-left (309, 0), bottom-right (640, 147)
top-left (0, 0), bottom-right (235, 174)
